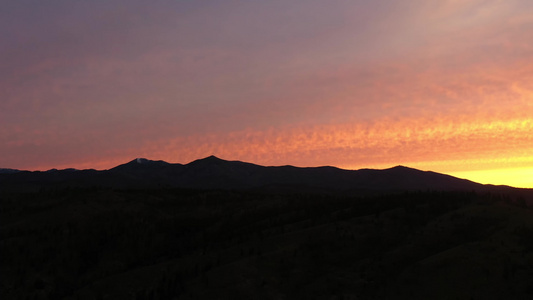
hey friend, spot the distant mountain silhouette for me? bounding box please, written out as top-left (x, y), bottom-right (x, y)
top-left (0, 156), bottom-right (495, 193)
top-left (0, 168), bottom-right (21, 174)
top-left (4, 157), bottom-right (533, 300)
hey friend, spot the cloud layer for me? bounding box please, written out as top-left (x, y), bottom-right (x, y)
top-left (1, 0), bottom-right (532, 186)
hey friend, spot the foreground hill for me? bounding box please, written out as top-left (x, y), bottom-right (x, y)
top-left (1, 155), bottom-right (489, 193)
top-left (2, 187), bottom-right (533, 299)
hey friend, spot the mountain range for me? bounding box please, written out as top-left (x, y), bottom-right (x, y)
top-left (0, 155), bottom-right (513, 194)
top-left (3, 156), bottom-right (533, 299)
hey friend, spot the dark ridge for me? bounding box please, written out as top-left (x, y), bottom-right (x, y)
top-left (0, 168), bottom-right (21, 174)
top-left (2, 155), bottom-right (528, 195)
top-left (3, 157), bottom-right (533, 300)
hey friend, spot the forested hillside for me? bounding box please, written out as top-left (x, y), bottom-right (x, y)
top-left (2, 188), bottom-right (533, 299)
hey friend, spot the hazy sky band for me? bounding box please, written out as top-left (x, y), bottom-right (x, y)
top-left (1, 0), bottom-right (532, 187)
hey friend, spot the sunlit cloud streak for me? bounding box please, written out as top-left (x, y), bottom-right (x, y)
top-left (148, 115), bottom-right (532, 170)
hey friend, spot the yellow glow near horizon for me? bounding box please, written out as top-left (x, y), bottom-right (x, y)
top-left (380, 157), bottom-right (533, 188)
top-left (449, 167), bottom-right (533, 189)
top-left (341, 156), bottom-right (533, 188)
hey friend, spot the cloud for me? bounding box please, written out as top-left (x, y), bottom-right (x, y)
top-left (1, 0), bottom-right (532, 187)
top-left (125, 114), bottom-right (533, 174)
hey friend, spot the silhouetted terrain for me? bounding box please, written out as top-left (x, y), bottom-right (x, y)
top-left (1, 157), bottom-right (533, 299)
top-left (0, 156), bottom-right (491, 193)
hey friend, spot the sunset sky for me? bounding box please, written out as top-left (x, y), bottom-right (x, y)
top-left (1, 0), bottom-right (532, 188)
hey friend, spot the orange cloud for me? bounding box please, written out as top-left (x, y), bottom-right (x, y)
top-left (137, 113), bottom-right (532, 175)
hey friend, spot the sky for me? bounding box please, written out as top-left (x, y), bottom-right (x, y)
top-left (1, 0), bottom-right (532, 188)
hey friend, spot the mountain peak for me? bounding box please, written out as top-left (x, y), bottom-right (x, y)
top-left (190, 155), bottom-right (226, 164)
top-left (205, 155), bottom-right (223, 161)
top-left (110, 158), bottom-right (171, 172)
top-left (127, 158), bottom-right (169, 165)
top-left (135, 158), bottom-right (149, 164)
top-left (385, 165), bottom-right (422, 172)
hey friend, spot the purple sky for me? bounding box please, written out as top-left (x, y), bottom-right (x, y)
top-left (1, 0), bottom-right (533, 187)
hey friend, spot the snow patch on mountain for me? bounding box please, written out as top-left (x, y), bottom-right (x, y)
top-left (136, 158), bottom-right (148, 164)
